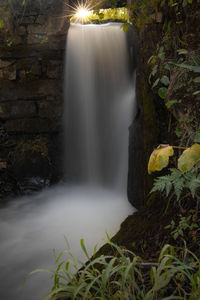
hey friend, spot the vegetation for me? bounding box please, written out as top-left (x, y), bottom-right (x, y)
top-left (32, 239), bottom-right (200, 300)
top-left (70, 7), bottom-right (127, 24)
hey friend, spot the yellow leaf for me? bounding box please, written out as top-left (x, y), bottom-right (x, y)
top-left (178, 144), bottom-right (200, 172)
top-left (148, 145), bottom-right (174, 174)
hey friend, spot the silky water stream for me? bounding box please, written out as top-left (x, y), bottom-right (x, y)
top-left (0, 23), bottom-right (135, 300)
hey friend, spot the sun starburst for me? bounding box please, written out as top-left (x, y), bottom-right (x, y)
top-left (63, 0), bottom-right (105, 24)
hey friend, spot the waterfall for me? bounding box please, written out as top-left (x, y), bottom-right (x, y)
top-left (0, 23), bottom-right (135, 300)
top-left (65, 23), bottom-right (134, 193)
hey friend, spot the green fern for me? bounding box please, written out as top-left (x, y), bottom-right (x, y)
top-left (150, 175), bottom-right (172, 195)
top-left (151, 168), bottom-right (200, 202)
top-left (185, 174), bottom-right (200, 198)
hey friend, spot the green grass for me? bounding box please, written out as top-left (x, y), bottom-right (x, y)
top-left (30, 238), bottom-right (200, 300)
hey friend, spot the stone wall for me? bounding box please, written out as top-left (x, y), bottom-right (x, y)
top-left (0, 0), bottom-right (69, 133)
top-left (0, 0), bottom-right (69, 199)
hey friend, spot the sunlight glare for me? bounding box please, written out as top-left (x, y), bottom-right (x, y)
top-left (74, 6), bottom-right (91, 22)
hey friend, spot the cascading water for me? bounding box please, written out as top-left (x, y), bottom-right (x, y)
top-left (0, 23), bottom-right (135, 300)
top-left (65, 23), bottom-right (134, 192)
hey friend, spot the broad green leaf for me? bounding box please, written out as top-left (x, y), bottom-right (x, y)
top-left (178, 144), bottom-right (200, 172)
top-left (161, 75), bottom-right (170, 86)
top-left (148, 145), bottom-right (174, 174)
top-left (158, 87), bottom-right (167, 99)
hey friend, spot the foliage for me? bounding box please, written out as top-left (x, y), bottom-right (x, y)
top-left (149, 144), bottom-right (200, 202)
top-left (148, 144), bottom-right (200, 173)
top-left (165, 212), bottom-right (198, 240)
top-left (150, 167), bottom-right (200, 201)
top-left (71, 7), bottom-right (127, 24)
top-left (178, 144), bottom-right (200, 172)
top-left (31, 240), bottom-right (200, 300)
top-left (148, 144), bottom-right (174, 174)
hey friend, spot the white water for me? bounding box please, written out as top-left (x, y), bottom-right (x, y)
top-left (0, 23), bottom-right (135, 300)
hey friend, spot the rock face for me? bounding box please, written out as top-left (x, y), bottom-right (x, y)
top-left (128, 22), bottom-right (163, 208)
top-left (0, 0), bottom-right (68, 133)
top-left (0, 0), bottom-right (69, 198)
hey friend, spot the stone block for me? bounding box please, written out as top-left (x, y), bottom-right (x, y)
top-left (0, 64), bottom-right (16, 80)
top-left (18, 59), bottom-right (42, 80)
top-left (0, 101), bottom-right (37, 120)
top-left (38, 100), bottom-right (62, 120)
top-left (5, 118), bottom-right (56, 133)
top-left (28, 24), bottom-right (46, 34)
top-left (0, 59), bottom-right (15, 68)
top-left (0, 80), bottom-right (62, 101)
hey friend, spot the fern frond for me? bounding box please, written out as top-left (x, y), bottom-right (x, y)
top-left (183, 172), bottom-right (193, 182)
top-left (170, 168), bottom-right (182, 180)
top-left (151, 175), bottom-right (173, 196)
top-left (186, 175), bottom-right (200, 198)
top-left (172, 177), bottom-right (185, 201)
